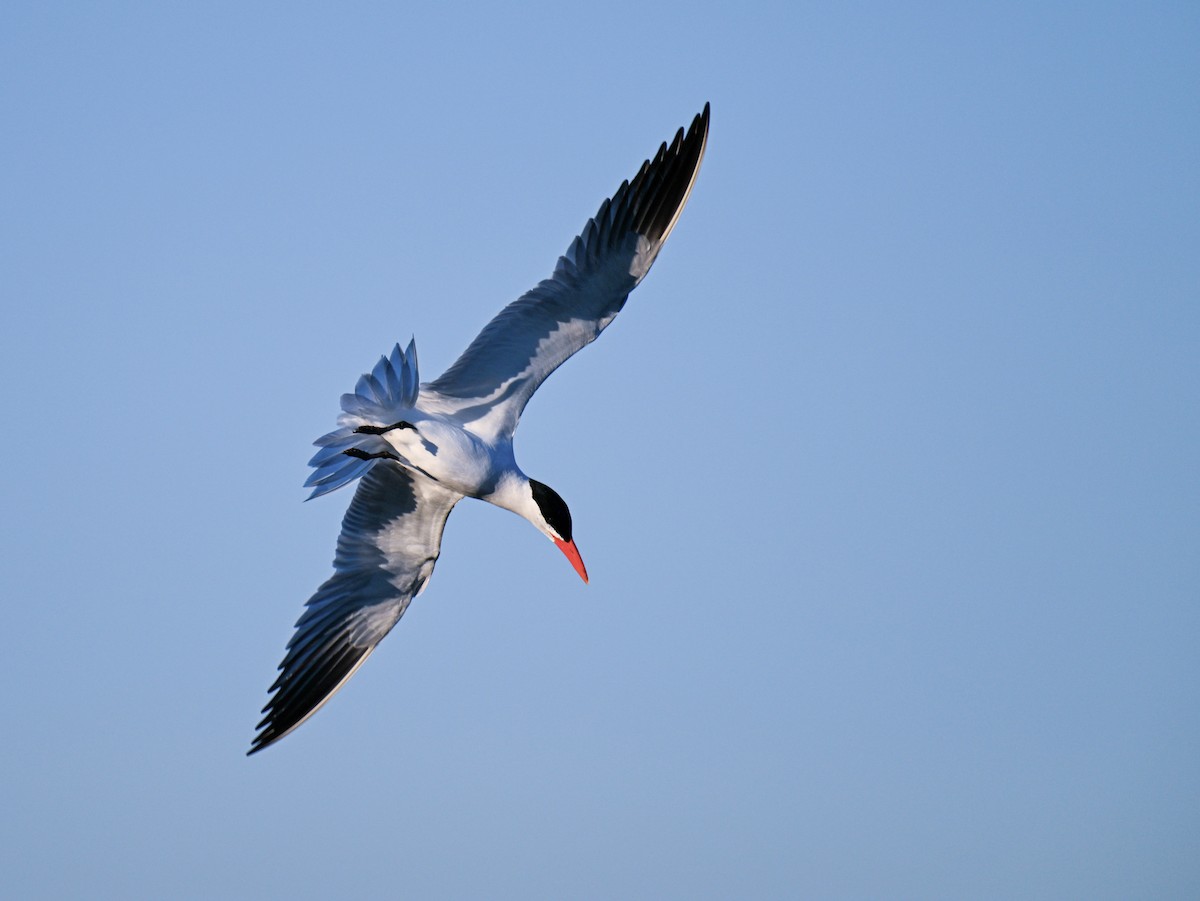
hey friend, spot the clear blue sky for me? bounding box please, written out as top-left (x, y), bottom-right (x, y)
top-left (2, 2), bottom-right (1197, 898)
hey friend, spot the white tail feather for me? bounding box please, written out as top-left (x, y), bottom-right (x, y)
top-left (304, 339), bottom-right (421, 499)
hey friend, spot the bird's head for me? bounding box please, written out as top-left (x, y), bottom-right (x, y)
top-left (528, 478), bottom-right (588, 583)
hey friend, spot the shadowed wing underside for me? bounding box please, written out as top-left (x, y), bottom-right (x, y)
top-left (427, 104), bottom-right (710, 441)
top-left (250, 465), bottom-right (461, 753)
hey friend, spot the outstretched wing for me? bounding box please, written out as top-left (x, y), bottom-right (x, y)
top-left (250, 463), bottom-right (461, 754)
top-left (425, 104), bottom-right (709, 442)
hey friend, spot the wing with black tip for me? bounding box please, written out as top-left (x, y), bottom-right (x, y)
top-left (250, 463), bottom-right (460, 754)
top-left (426, 104), bottom-right (709, 442)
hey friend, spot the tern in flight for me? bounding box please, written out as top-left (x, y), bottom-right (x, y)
top-left (250, 104), bottom-right (709, 754)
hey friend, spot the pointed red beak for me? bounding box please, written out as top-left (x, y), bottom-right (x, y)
top-left (553, 537), bottom-right (589, 584)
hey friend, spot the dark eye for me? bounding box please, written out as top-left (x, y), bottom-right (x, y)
top-left (529, 479), bottom-right (572, 541)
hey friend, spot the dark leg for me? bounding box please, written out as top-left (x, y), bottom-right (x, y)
top-left (354, 421), bottom-right (416, 435)
top-left (343, 447), bottom-right (400, 461)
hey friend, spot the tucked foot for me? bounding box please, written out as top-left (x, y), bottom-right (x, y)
top-left (343, 447), bottom-right (400, 461)
top-left (354, 421), bottom-right (416, 435)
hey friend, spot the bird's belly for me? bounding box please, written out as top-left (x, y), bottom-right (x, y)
top-left (382, 419), bottom-right (504, 497)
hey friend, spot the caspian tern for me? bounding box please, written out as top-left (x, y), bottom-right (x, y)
top-left (250, 104), bottom-right (709, 754)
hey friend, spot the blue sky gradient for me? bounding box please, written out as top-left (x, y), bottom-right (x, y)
top-left (2, 3), bottom-right (1197, 898)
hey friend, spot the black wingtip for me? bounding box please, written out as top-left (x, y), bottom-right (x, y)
top-left (247, 717), bottom-right (282, 755)
top-left (624, 103), bottom-right (710, 248)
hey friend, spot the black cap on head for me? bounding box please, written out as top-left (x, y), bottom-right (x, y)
top-left (529, 479), bottom-right (572, 542)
